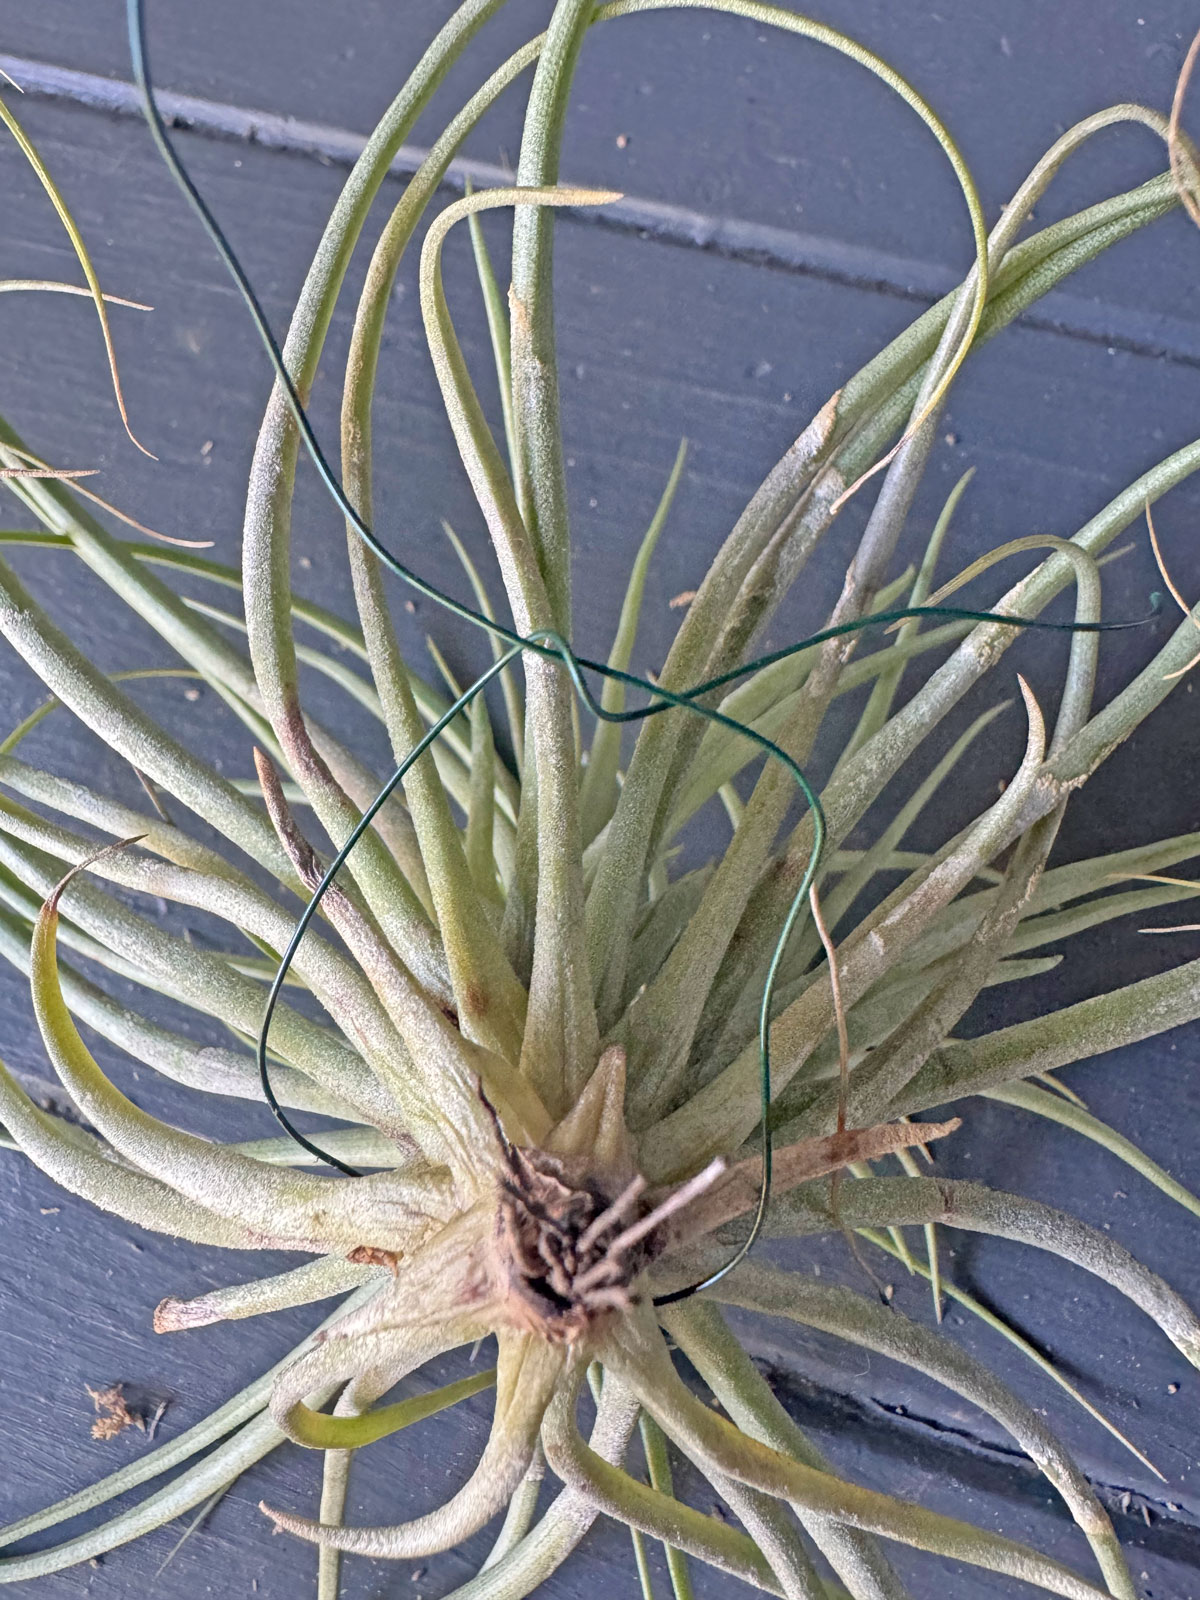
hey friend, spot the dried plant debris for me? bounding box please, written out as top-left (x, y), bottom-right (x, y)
top-left (85, 1384), bottom-right (143, 1442)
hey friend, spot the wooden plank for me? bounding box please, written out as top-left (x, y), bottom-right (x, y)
top-left (3, 3), bottom-right (1198, 334)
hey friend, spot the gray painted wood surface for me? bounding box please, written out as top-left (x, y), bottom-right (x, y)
top-left (0, 4), bottom-right (1199, 1595)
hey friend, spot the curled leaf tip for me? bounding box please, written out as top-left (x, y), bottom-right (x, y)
top-left (1015, 672), bottom-right (1044, 729)
top-left (259, 1503), bottom-right (320, 1541)
top-left (44, 833), bottom-right (147, 917)
top-left (1168, 24), bottom-right (1200, 229)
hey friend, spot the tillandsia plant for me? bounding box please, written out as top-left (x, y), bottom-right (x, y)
top-left (4, 3), bottom-right (1200, 1597)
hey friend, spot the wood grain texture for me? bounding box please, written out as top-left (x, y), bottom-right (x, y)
top-left (0, 3), bottom-right (1199, 1595)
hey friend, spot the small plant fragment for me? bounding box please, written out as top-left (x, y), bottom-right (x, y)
top-left (85, 1384), bottom-right (144, 1443)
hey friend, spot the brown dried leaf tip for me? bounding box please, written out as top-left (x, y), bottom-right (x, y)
top-left (85, 1382), bottom-right (143, 1441)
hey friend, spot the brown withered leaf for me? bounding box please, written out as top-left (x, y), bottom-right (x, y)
top-left (664, 1118), bottom-right (961, 1250)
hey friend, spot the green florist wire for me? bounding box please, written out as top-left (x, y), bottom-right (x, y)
top-left (126, 0), bottom-right (1158, 1304)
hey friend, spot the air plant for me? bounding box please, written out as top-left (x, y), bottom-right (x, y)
top-left (1, 4), bottom-right (1200, 1598)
